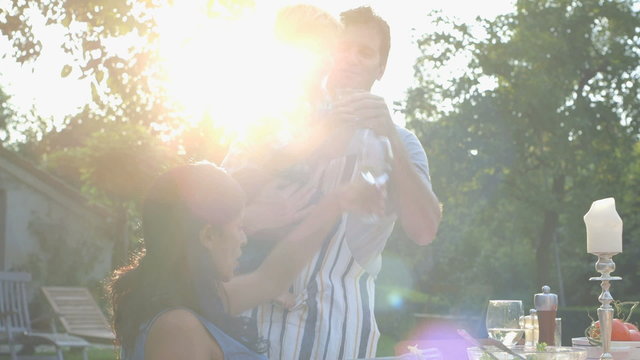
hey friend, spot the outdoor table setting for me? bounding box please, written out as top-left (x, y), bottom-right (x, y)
top-left (463, 198), bottom-right (640, 360)
top-left (387, 197), bottom-right (638, 360)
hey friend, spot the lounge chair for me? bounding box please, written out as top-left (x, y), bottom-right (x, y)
top-left (0, 271), bottom-right (89, 360)
top-left (41, 286), bottom-right (115, 344)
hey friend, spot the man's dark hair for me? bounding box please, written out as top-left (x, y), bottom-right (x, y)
top-left (339, 6), bottom-right (391, 69)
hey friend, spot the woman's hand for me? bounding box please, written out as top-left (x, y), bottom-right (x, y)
top-left (243, 178), bottom-right (318, 236)
top-left (335, 178), bottom-right (386, 218)
top-left (224, 174), bottom-right (384, 315)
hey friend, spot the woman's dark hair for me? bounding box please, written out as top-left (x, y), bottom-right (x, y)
top-left (106, 163), bottom-right (266, 354)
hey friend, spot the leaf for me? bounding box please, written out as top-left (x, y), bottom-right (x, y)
top-left (60, 64), bottom-right (72, 78)
top-left (61, 14), bottom-right (71, 27)
top-left (91, 82), bottom-right (99, 102)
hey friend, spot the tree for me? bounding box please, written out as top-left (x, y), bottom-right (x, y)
top-left (0, 87), bottom-right (16, 143)
top-left (1, 0), bottom-right (251, 124)
top-left (403, 0), bottom-right (640, 309)
top-left (1, 0), bottom-right (254, 265)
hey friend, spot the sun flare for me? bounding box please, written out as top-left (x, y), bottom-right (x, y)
top-left (154, 2), bottom-right (327, 145)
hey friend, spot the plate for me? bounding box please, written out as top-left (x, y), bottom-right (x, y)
top-left (467, 345), bottom-right (587, 359)
top-left (571, 337), bottom-right (640, 359)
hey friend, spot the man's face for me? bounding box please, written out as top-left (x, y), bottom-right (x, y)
top-left (328, 23), bottom-right (386, 91)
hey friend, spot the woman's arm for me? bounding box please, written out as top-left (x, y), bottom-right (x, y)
top-left (242, 179), bottom-right (316, 238)
top-left (223, 182), bottom-right (381, 315)
top-left (145, 309), bottom-right (222, 360)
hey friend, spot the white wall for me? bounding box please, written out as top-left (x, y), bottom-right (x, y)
top-left (0, 159), bottom-right (113, 285)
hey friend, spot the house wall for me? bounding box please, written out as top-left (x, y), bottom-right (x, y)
top-left (0, 156), bottom-right (114, 286)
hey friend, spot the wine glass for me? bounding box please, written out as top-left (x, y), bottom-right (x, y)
top-left (486, 300), bottom-right (525, 347)
top-left (357, 128), bottom-right (393, 223)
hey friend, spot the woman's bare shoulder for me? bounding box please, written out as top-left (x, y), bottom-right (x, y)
top-left (145, 309), bottom-right (223, 360)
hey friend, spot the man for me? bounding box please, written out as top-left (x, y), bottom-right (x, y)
top-left (328, 7), bottom-right (441, 245)
top-left (252, 7), bottom-right (442, 360)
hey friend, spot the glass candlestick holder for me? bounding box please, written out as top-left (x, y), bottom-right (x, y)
top-left (589, 252), bottom-right (622, 360)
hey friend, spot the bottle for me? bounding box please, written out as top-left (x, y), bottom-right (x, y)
top-left (534, 285), bottom-right (558, 346)
top-left (524, 309), bottom-right (538, 348)
top-left (532, 309), bottom-right (539, 345)
top-left (355, 128), bottom-right (393, 223)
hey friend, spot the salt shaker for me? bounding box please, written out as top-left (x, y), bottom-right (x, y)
top-left (524, 309), bottom-right (538, 348)
top-left (534, 285), bottom-right (558, 346)
top-left (532, 309), bottom-right (539, 345)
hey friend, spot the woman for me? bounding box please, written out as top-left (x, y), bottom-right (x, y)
top-left (107, 163), bottom-right (381, 359)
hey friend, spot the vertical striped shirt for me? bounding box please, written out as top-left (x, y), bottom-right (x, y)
top-left (225, 126), bottom-right (431, 360)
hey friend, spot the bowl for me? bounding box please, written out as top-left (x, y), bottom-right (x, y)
top-left (571, 337), bottom-right (640, 360)
top-left (467, 345), bottom-right (587, 359)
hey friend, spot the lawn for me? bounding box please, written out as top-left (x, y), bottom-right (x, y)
top-left (0, 342), bottom-right (394, 359)
top-left (0, 347), bottom-right (117, 360)
top-left (0, 339), bottom-right (395, 359)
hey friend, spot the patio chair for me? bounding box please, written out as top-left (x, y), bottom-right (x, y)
top-left (41, 286), bottom-right (115, 344)
top-left (0, 271), bottom-right (89, 360)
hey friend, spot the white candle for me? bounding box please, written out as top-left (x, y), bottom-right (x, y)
top-left (584, 197), bottom-right (623, 254)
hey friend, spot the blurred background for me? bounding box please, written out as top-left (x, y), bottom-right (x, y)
top-left (1, 0), bottom-right (639, 357)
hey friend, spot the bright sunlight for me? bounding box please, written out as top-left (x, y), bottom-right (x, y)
top-left (154, 1), bottom-right (328, 145)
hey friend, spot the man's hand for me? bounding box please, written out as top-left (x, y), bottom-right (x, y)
top-left (330, 90), bottom-right (396, 138)
top-left (330, 89), bottom-right (442, 245)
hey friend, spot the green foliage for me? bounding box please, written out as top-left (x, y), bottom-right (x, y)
top-left (0, 87), bottom-right (16, 143)
top-left (22, 212), bottom-right (117, 333)
top-left (374, 304), bottom-right (420, 355)
top-left (0, 0), bottom-right (254, 149)
top-left (402, 0), bottom-right (640, 313)
top-left (1, 0), bottom-right (254, 130)
top-left (0, 87), bottom-right (47, 147)
top-left (1, 0), bottom-right (254, 265)
top-left (24, 214), bottom-right (108, 287)
top-left (376, 334), bottom-right (399, 357)
top-left (46, 122), bottom-right (182, 205)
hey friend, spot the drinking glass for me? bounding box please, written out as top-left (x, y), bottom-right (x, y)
top-left (555, 317), bottom-right (562, 346)
top-left (486, 300), bottom-right (525, 347)
top-left (331, 88), bottom-right (394, 223)
top-left (357, 128), bottom-right (393, 223)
